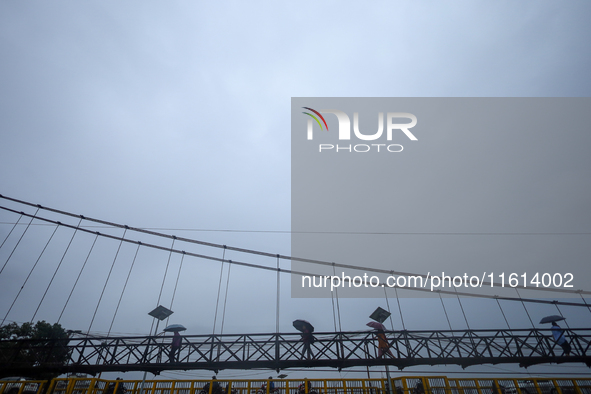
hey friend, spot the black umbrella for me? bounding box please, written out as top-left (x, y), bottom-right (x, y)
top-left (293, 319), bottom-right (314, 333)
top-left (539, 315), bottom-right (566, 324)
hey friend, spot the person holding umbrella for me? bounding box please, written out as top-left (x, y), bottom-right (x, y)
top-left (540, 315), bottom-right (571, 356)
top-left (367, 322), bottom-right (394, 358)
top-left (169, 331), bottom-right (182, 362)
top-left (551, 321), bottom-right (571, 356)
top-left (293, 319), bottom-right (315, 360)
top-left (164, 324), bottom-right (186, 362)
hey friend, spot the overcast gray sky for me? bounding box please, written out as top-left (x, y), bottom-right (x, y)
top-left (1, 0), bottom-right (591, 381)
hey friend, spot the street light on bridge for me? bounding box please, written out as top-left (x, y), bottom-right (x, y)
top-left (369, 307), bottom-right (393, 394)
top-left (139, 305), bottom-right (174, 394)
top-left (148, 305), bottom-right (174, 334)
top-left (369, 307), bottom-right (391, 324)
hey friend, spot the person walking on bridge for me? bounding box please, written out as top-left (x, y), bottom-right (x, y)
top-left (376, 329), bottom-right (394, 358)
top-left (367, 322), bottom-right (394, 358)
top-left (551, 322), bottom-right (571, 356)
top-left (169, 331), bottom-right (182, 362)
top-left (293, 319), bottom-right (315, 360)
top-left (301, 326), bottom-right (314, 359)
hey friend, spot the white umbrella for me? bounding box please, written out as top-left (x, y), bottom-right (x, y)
top-left (163, 324), bottom-right (187, 332)
top-left (539, 315), bottom-right (566, 324)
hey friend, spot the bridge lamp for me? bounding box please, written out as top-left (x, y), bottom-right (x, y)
top-left (369, 307), bottom-right (393, 394)
top-left (369, 307), bottom-right (391, 324)
top-left (148, 305), bottom-right (174, 335)
top-left (139, 305), bottom-right (174, 394)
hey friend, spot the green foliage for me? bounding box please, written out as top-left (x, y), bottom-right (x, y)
top-left (0, 321), bottom-right (71, 380)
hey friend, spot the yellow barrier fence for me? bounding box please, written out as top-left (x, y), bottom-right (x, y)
top-left (2, 376), bottom-right (591, 394)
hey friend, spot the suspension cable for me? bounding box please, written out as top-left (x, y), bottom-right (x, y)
top-left (454, 287), bottom-right (471, 330)
top-left (515, 288), bottom-right (535, 328)
top-left (2, 205), bottom-right (590, 312)
top-left (394, 287), bottom-right (406, 331)
top-left (2, 205), bottom-right (590, 304)
top-left (495, 297), bottom-right (512, 330)
top-left (553, 301), bottom-right (570, 329)
top-left (167, 251), bottom-right (186, 328)
top-left (88, 227), bottom-right (127, 334)
top-left (220, 259), bottom-right (233, 336)
top-left (437, 291), bottom-right (453, 330)
top-left (157, 236), bottom-right (176, 306)
top-left (4, 196), bottom-right (591, 340)
top-left (0, 207), bottom-right (39, 276)
top-left (108, 241), bottom-right (142, 335)
top-left (0, 212), bottom-right (23, 250)
top-left (383, 286), bottom-right (395, 331)
top-left (13, 212), bottom-right (591, 308)
top-left (276, 255), bottom-right (280, 334)
top-left (332, 263), bottom-right (342, 332)
top-left (2, 223), bottom-right (59, 326)
top-left (2, 195), bottom-right (587, 298)
top-left (32, 217), bottom-right (81, 323)
top-left (578, 291), bottom-right (591, 315)
top-left (212, 247), bottom-right (226, 336)
top-left (58, 231), bottom-right (99, 324)
top-left (330, 285), bottom-right (338, 332)
top-left (151, 236), bottom-right (176, 335)
top-left (454, 287), bottom-right (480, 358)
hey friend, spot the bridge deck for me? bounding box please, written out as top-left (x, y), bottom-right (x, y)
top-left (1, 328), bottom-right (590, 375)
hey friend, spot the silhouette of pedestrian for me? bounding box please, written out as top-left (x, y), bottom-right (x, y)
top-left (375, 329), bottom-right (394, 358)
top-left (211, 377), bottom-right (221, 394)
top-left (298, 379), bottom-right (312, 394)
top-left (203, 377), bottom-right (221, 394)
top-left (413, 382), bottom-right (424, 394)
top-left (301, 327), bottom-right (314, 359)
top-left (169, 331), bottom-right (182, 362)
top-left (551, 322), bottom-right (571, 356)
top-left (106, 378), bottom-right (126, 394)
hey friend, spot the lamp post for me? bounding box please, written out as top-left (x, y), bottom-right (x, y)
top-left (369, 307), bottom-right (393, 394)
top-left (139, 305), bottom-right (174, 394)
top-left (148, 305), bottom-right (174, 337)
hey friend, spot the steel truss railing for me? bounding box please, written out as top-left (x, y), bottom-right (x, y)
top-left (1, 328), bottom-right (590, 375)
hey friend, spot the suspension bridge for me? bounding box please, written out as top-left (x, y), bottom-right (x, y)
top-left (1, 194), bottom-right (591, 377)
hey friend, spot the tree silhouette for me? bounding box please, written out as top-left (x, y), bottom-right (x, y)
top-left (0, 321), bottom-right (70, 380)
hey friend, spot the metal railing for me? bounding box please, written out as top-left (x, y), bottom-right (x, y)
top-left (1, 328), bottom-right (590, 375)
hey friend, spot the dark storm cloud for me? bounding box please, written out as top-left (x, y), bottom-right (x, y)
top-left (1, 0), bottom-right (591, 379)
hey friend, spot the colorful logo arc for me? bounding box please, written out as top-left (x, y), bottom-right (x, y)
top-left (302, 107), bottom-right (329, 131)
